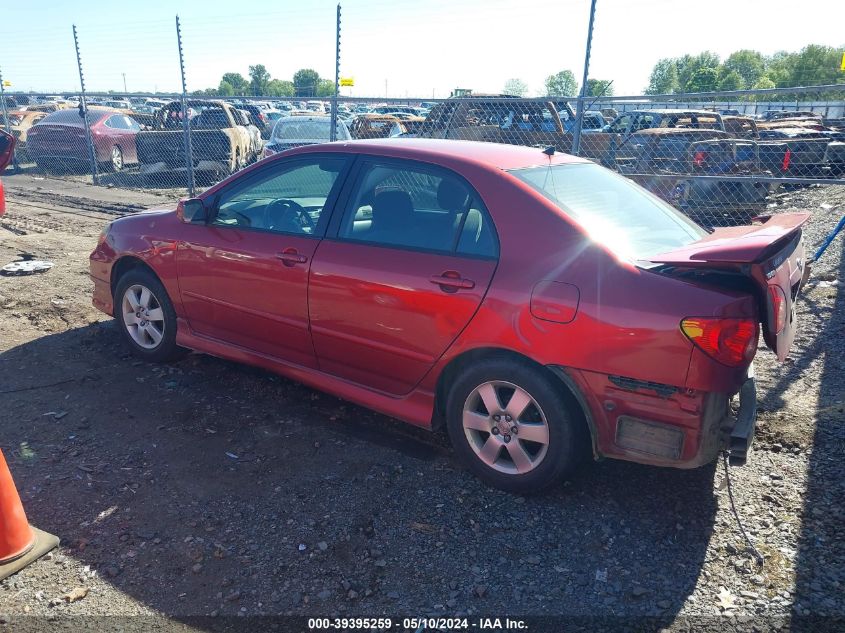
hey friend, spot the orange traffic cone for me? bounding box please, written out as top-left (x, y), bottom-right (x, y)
top-left (0, 449), bottom-right (59, 581)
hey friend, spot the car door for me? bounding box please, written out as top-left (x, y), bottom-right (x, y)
top-left (175, 155), bottom-right (350, 368)
top-left (309, 158), bottom-right (499, 395)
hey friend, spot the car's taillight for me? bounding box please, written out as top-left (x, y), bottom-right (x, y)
top-left (693, 150), bottom-right (708, 168)
top-left (681, 317), bottom-right (758, 367)
top-left (768, 285), bottom-right (787, 334)
top-left (781, 148), bottom-right (791, 171)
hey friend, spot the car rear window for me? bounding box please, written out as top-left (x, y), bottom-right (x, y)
top-left (511, 163), bottom-right (706, 261)
top-left (40, 109), bottom-right (102, 126)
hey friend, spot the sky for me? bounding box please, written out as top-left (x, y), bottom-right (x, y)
top-left (0, 0), bottom-right (842, 98)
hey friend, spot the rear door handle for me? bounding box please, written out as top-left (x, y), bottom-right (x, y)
top-left (276, 250), bottom-right (308, 266)
top-left (429, 273), bottom-right (475, 290)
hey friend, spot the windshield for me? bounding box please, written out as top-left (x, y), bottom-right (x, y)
top-left (511, 163), bottom-right (706, 260)
top-left (271, 119), bottom-right (348, 141)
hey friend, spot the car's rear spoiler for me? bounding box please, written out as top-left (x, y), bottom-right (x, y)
top-left (648, 213), bottom-right (810, 265)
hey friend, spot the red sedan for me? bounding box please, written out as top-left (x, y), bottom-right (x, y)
top-left (90, 139), bottom-right (806, 492)
top-left (27, 107), bottom-right (141, 172)
top-left (0, 129), bottom-right (15, 215)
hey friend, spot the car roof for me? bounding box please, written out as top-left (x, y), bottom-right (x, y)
top-left (285, 138), bottom-right (587, 171)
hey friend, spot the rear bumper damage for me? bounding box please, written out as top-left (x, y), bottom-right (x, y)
top-left (727, 376), bottom-right (757, 466)
top-left (555, 367), bottom-right (758, 470)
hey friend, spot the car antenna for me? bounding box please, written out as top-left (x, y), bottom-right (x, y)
top-left (542, 146), bottom-right (555, 157)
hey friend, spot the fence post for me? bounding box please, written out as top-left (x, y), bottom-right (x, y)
top-left (176, 15), bottom-right (195, 197)
top-left (0, 68), bottom-right (19, 173)
top-left (72, 25), bottom-right (99, 185)
top-left (0, 69), bottom-right (10, 135)
top-left (571, 0), bottom-right (598, 156)
top-left (330, 3), bottom-right (341, 142)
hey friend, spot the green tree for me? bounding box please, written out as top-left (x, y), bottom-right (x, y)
top-left (686, 67), bottom-right (719, 93)
top-left (221, 72), bottom-right (248, 94)
top-left (293, 68), bottom-right (321, 97)
top-left (503, 78), bottom-right (528, 96)
top-left (722, 50), bottom-right (765, 89)
top-left (645, 58), bottom-right (679, 94)
top-left (315, 79), bottom-right (336, 97)
top-left (678, 51), bottom-right (720, 91)
top-left (764, 51), bottom-right (795, 87)
top-left (718, 70), bottom-right (743, 91)
top-left (585, 79), bottom-right (613, 97)
top-left (790, 44), bottom-right (844, 87)
top-left (249, 64), bottom-right (271, 96)
top-left (218, 80), bottom-right (235, 96)
top-left (267, 79), bottom-right (295, 97)
top-left (544, 70), bottom-right (578, 97)
top-left (752, 76), bottom-right (776, 90)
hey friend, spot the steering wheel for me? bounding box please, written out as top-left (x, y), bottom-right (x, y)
top-left (263, 199), bottom-right (315, 233)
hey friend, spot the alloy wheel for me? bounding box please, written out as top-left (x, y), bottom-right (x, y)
top-left (121, 284), bottom-right (165, 349)
top-left (462, 380), bottom-right (550, 475)
top-left (111, 146), bottom-right (123, 171)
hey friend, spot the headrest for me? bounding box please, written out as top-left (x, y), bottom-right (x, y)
top-left (437, 178), bottom-right (469, 211)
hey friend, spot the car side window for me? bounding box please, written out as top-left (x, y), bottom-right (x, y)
top-left (337, 161), bottom-right (498, 257)
top-left (211, 158), bottom-right (346, 235)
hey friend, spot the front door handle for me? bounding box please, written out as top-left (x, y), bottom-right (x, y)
top-left (429, 272), bottom-right (475, 291)
top-left (276, 250), bottom-right (308, 266)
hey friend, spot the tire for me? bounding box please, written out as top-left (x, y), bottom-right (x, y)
top-left (113, 268), bottom-right (186, 363)
top-left (446, 358), bottom-right (583, 494)
top-left (110, 145), bottom-right (124, 172)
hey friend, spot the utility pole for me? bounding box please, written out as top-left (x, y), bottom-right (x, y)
top-left (122, 73), bottom-right (127, 93)
top-left (571, 0), bottom-right (597, 156)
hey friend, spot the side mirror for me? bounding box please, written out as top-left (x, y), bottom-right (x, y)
top-left (177, 198), bottom-right (207, 223)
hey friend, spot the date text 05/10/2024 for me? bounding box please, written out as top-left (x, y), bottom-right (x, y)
top-left (307, 617), bottom-right (528, 630)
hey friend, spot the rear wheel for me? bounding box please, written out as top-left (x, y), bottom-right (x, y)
top-left (114, 268), bottom-right (186, 363)
top-left (446, 358), bottom-right (583, 493)
top-left (110, 145), bottom-right (124, 172)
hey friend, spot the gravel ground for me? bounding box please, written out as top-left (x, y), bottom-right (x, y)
top-left (0, 173), bottom-right (843, 632)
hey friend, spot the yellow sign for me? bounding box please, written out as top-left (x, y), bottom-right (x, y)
top-left (1, 81), bottom-right (10, 87)
top-left (340, 77), bottom-right (354, 87)
top-left (841, 52), bottom-right (845, 71)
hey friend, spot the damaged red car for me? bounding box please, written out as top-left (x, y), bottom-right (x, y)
top-left (90, 139), bottom-right (806, 492)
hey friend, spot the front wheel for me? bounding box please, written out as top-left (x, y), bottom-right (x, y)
top-left (114, 268), bottom-right (186, 363)
top-left (446, 358), bottom-right (584, 493)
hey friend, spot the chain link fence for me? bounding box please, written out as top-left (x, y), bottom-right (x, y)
top-left (2, 87), bottom-right (844, 229)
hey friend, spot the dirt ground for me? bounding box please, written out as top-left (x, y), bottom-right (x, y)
top-left (0, 173), bottom-right (843, 632)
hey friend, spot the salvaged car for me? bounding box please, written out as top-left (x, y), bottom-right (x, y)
top-left (262, 116), bottom-right (351, 157)
top-left (136, 100), bottom-right (253, 179)
top-left (7, 110), bottom-right (47, 159)
top-left (757, 127), bottom-right (838, 178)
top-left (612, 127), bottom-right (776, 224)
top-left (90, 139), bottom-right (806, 492)
top-left (27, 108), bottom-right (142, 172)
top-left (388, 116), bottom-right (427, 138)
top-left (349, 114), bottom-right (401, 139)
top-left (418, 95), bottom-right (616, 165)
